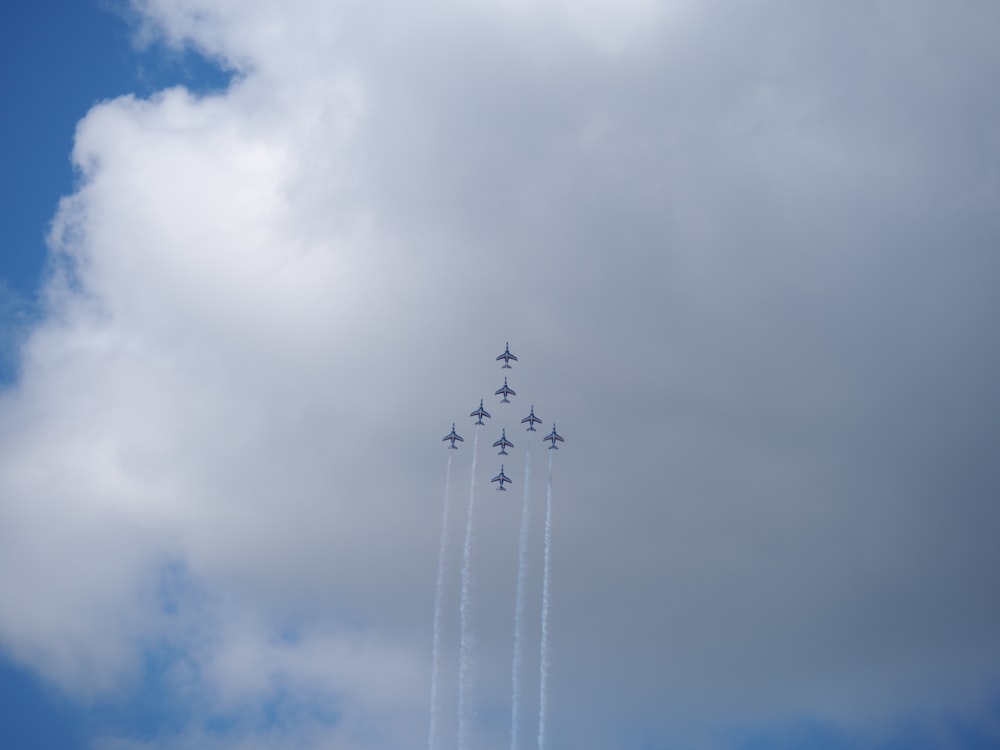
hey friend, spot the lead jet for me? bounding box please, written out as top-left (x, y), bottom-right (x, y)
top-left (521, 405), bottom-right (542, 431)
top-left (491, 464), bottom-right (512, 491)
top-left (496, 342), bottom-right (518, 369)
top-left (470, 399), bottom-right (492, 425)
top-left (544, 424), bottom-right (565, 449)
top-left (442, 423), bottom-right (464, 449)
top-left (495, 377), bottom-right (516, 403)
top-left (492, 428), bottom-right (513, 455)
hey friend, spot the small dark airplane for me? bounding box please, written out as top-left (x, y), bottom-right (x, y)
top-left (495, 377), bottom-right (516, 403)
top-left (492, 464), bottom-right (512, 491)
top-left (544, 424), bottom-right (565, 450)
top-left (496, 342), bottom-right (518, 369)
top-left (492, 428), bottom-right (514, 455)
top-left (442, 423), bottom-right (464, 449)
top-left (521, 405), bottom-right (542, 431)
top-left (470, 399), bottom-right (492, 425)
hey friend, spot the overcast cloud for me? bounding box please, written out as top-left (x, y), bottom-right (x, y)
top-left (1, 1), bottom-right (999, 748)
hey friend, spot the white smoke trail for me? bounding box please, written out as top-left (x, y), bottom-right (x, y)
top-left (457, 428), bottom-right (480, 750)
top-left (538, 450), bottom-right (554, 750)
top-left (509, 442), bottom-right (532, 750)
top-left (428, 451), bottom-right (453, 750)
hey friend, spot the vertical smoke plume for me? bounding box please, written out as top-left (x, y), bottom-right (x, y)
top-left (428, 451), bottom-right (453, 750)
top-left (457, 428), bottom-right (480, 750)
top-left (538, 450), bottom-right (555, 750)
top-left (509, 443), bottom-right (532, 750)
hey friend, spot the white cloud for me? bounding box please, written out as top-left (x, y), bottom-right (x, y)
top-left (2, 1), bottom-right (1000, 748)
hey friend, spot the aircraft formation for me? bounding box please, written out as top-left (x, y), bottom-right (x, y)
top-left (430, 341), bottom-right (565, 750)
top-left (441, 342), bottom-right (565, 490)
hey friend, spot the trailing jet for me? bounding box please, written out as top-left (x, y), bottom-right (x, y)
top-left (470, 399), bottom-right (492, 425)
top-left (491, 464), bottom-right (512, 491)
top-left (496, 342), bottom-right (518, 368)
top-left (495, 377), bottom-right (516, 403)
top-left (442, 423), bottom-right (464, 449)
top-left (521, 405), bottom-right (542, 431)
top-left (492, 428), bottom-right (513, 455)
top-left (544, 424), bottom-right (565, 449)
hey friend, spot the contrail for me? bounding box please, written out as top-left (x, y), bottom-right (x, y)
top-left (509, 443), bottom-right (532, 750)
top-left (428, 452), bottom-right (453, 750)
top-left (538, 450), bottom-right (555, 750)
top-left (457, 428), bottom-right (480, 750)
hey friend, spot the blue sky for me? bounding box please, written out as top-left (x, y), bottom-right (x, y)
top-left (2, 2), bottom-right (1000, 749)
top-left (2, 1), bottom-right (126, 298)
top-left (0, 0), bottom-right (229, 382)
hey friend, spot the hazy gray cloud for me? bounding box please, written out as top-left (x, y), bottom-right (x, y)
top-left (1, 1), bottom-right (999, 748)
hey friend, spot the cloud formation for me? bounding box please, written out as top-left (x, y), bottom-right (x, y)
top-left (2, 1), bottom-right (1000, 748)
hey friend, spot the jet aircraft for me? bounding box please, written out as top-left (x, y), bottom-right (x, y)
top-left (491, 464), bottom-right (512, 491)
top-left (521, 405), bottom-right (542, 431)
top-left (442, 423), bottom-right (464, 449)
top-left (497, 342), bottom-right (518, 368)
top-left (495, 377), bottom-right (516, 403)
top-left (492, 428), bottom-right (513, 455)
top-left (470, 399), bottom-right (492, 425)
top-left (544, 424), bottom-right (565, 449)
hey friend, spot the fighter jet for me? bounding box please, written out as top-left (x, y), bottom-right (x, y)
top-left (496, 342), bottom-right (518, 368)
top-left (492, 428), bottom-right (514, 455)
top-left (442, 423), bottom-right (464, 449)
top-left (491, 464), bottom-right (512, 491)
top-left (544, 424), bottom-right (565, 449)
top-left (495, 377), bottom-right (516, 403)
top-left (521, 405), bottom-right (542, 431)
top-left (470, 399), bottom-right (492, 425)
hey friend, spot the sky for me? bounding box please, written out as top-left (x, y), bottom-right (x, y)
top-left (1, 1), bottom-right (999, 749)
